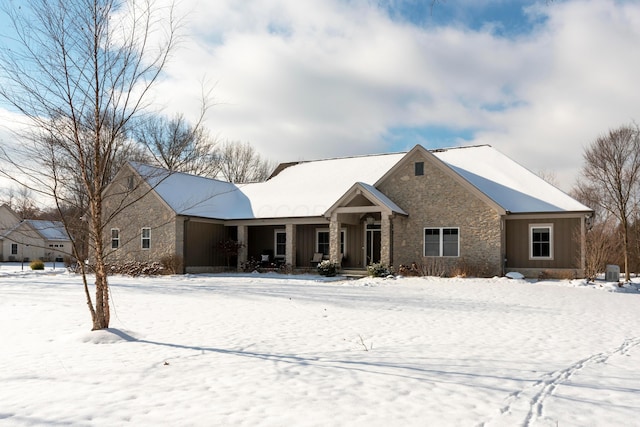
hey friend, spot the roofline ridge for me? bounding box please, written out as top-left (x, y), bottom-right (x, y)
top-left (429, 144), bottom-right (492, 153)
top-left (295, 150), bottom-right (407, 164)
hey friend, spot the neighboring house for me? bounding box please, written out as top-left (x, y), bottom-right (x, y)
top-left (103, 145), bottom-right (593, 278)
top-left (0, 205), bottom-right (73, 263)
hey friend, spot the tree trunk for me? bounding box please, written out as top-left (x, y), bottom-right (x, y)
top-left (90, 192), bottom-right (110, 330)
top-left (92, 266), bottom-right (110, 330)
top-left (623, 218), bottom-right (631, 282)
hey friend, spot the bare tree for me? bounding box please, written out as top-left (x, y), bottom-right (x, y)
top-left (537, 169), bottom-right (559, 188)
top-left (581, 125), bottom-right (640, 282)
top-left (216, 140), bottom-right (274, 183)
top-left (0, 0), bottom-right (178, 330)
top-left (0, 186), bottom-right (40, 219)
top-left (134, 112), bottom-right (220, 177)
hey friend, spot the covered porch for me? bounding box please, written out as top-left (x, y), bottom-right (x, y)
top-left (229, 182), bottom-right (407, 271)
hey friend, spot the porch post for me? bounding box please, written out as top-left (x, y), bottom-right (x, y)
top-left (380, 214), bottom-right (392, 266)
top-left (580, 215), bottom-right (586, 275)
top-left (329, 213), bottom-right (341, 266)
top-left (286, 223), bottom-right (296, 267)
top-left (237, 225), bottom-right (248, 271)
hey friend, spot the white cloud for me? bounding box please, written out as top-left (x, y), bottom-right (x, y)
top-left (147, 0), bottom-right (640, 190)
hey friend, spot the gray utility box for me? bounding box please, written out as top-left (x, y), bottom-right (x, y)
top-left (605, 264), bottom-right (620, 282)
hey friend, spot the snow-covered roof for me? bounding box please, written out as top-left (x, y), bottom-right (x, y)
top-left (354, 182), bottom-right (408, 216)
top-left (24, 220), bottom-right (70, 241)
top-left (133, 145), bottom-right (590, 221)
top-left (241, 153), bottom-right (406, 218)
top-left (433, 145), bottom-right (591, 213)
top-left (132, 163), bottom-right (253, 219)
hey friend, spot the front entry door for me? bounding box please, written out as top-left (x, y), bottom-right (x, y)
top-left (365, 223), bottom-right (381, 266)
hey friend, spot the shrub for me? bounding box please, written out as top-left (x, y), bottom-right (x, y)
top-left (160, 254), bottom-right (183, 274)
top-left (241, 258), bottom-right (261, 272)
top-left (419, 258), bottom-right (447, 277)
top-left (397, 263), bottom-right (422, 276)
top-left (367, 262), bottom-right (392, 277)
top-left (30, 260), bottom-right (45, 270)
top-left (105, 261), bottom-right (164, 276)
top-left (317, 260), bottom-right (337, 277)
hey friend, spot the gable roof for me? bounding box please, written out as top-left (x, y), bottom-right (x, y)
top-left (131, 144), bottom-right (590, 221)
top-left (2, 220), bottom-right (70, 242)
top-left (240, 153), bottom-right (406, 218)
top-left (324, 182), bottom-right (408, 218)
top-left (24, 220), bottom-right (71, 241)
top-left (0, 204), bottom-right (21, 233)
top-left (131, 163), bottom-right (254, 219)
top-left (432, 145), bottom-right (591, 213)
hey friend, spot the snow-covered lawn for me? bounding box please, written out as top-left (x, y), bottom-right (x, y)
top-left (1, 264), bottom-right (639, 426)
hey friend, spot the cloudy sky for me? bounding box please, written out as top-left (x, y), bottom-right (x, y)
top-left (2, 0), bottom-right (639, 192)
top-left (147, 0), bottom-right (639, 191)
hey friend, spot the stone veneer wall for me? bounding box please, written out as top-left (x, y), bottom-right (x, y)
top-left (377, 151), bottom-right (503, 277)
top-left (103, 169), bottom-right (179, 264)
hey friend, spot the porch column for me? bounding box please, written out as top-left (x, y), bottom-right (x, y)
top-left (380, 214), bottom-right (392, 266)
top-left (286, 223), bottom-right (296, 267)
top-left (329, 213), bottom-right (341, 266)
top-left (580, 215), bottom-right (587, 275)
top-left (237, 225), bottom-right (248, 271)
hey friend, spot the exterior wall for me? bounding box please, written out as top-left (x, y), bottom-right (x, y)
top-left (377, 151), bottom-right (503, 276)
top-left (247, 225), bottom-right (284, 260)
top-left (2, 230), bottom-right (42, 261)
top-left (0, 205), bottom-right (21, 260)
top-left (0, 224), bottom-right (69, 262)
top-left (293, 222), bottom-right (362, 268)
top-left (296, 224), bottom-right (318, 267)
top-left (184, 220), bottom-right (229, 267)
top-left (103, 169), bottom-right (178, 264)
top-left (505, 217), bottom-right (582, 278)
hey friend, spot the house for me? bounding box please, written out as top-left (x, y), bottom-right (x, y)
top-left (0, 205), bottom-right (72, 263)
top-left (103, 144), bottom-right (593, 278)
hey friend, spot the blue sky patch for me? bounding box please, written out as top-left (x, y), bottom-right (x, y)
top-left (376, 0), bottom-right (548, 37)
top-left (384, 125), bottom-right (475, 152)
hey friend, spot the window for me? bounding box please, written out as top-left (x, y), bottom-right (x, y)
top-left (530, 224), bottom-right (553, 259)
top-left (316, 229), bottom-right (346, 256)
top-left (424, 227), bottom-right (459, 257)
top-left (274, 230), bottom-right (286, 258)
top-left (141, 227), bottom-right (151, 249)
top-left (127, 175), bottom-right (135, 190)
top-left (317, 230), bottom-right (330, 255)
top-left (11, 243), bottom-right (17, 255)
top-left (415, 161), bottom-right (424, 176)
top-left (111, 228), bottom-right (120, 249)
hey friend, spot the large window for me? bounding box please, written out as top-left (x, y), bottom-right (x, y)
top-left (274, 230), bottom-right (286, 258)
top-left (111, 228), bottom-right (120, 249)
top-left (424, 227), bottom-right (459, 257)
top-left (530, 224), bottom-right (553, 259)
top-left (141, 227), bottom-right (151, 249)
top-left (316, 229), bottom-right (346, 256)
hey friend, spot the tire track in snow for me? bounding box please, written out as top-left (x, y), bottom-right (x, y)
top-left (485, 336), bottom-right (640, 427)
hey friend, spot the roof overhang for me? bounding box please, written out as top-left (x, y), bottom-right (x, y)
top-left (324, 182), bottom-right (408, 220)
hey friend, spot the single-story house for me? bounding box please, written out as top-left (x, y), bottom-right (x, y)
top-left (103, 144), bottom-right (593, 278)
top-left (0, 205), bottom-right (72, 263)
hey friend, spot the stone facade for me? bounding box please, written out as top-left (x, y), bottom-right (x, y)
top-left (103, 146), bottom-right (589, 278)
top-left (377, 151), bottom-right (503, 276)
top-left (103, 166), bottom-right (180, 264)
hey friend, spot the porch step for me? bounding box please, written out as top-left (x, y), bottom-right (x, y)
top-left (340, 269), bottom-right (367, 278)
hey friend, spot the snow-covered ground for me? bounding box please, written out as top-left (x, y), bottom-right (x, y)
top-left (1, 263), bottom-right (639, 426)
